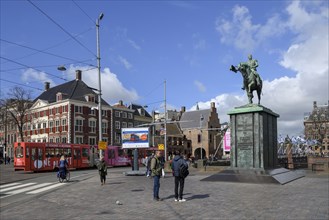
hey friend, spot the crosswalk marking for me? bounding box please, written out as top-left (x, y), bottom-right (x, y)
top-left (0, 183), bottom-right (36, 193)
top-left (26, 183), bottom-right (64, 194)
top-left (7, 183), bottom-right (53, 195)
top-left (0, 182), bottom-right (67, 198)
top-left (0, 183), bottom-right (20, 188)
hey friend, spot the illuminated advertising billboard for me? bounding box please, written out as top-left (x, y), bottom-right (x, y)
top-left (122, 127), bottom-right (149, 149)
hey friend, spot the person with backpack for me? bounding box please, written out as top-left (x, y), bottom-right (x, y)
top-left (98, 158), bottom-right (107, 186)
top-left (172, 150), bottom-right (189, 202)
top-left (150, 150), bottom-right (163, 201)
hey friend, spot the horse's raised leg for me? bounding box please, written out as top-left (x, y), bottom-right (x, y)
top-left (257, 87), bottom-right (261, 105)
top-left (247, 91), bottom-right (253, 104)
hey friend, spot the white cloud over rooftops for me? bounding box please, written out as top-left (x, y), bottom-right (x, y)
top-left (206, 1), bottom-right (329, 136)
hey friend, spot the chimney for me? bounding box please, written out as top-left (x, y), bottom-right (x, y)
top-left (119, 100), bottom-right (123, 106)
top-left (76, 70), bottom-right (82, 81)
top-left (211, 102), bottom-right (215, 109)
top-left (44, 82), bottom-right (50, 91)
top-left (181, 106), bottom-right (186, 113)
top-left (313, 101), bottom-right (317, 109)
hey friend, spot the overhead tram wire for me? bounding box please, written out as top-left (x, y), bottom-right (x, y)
top-left (0, 39), bottom-right (94, 65)
top-left (0, 56), bottom-right (68, 82)
top-left (142, 81), bottom-right (165, 99)
top-left (0, 26), bottom-right (94, 65)
top-left (1, 58), bottom-right (96, 72)
top-left (0, 79), bottom-right (43, 91)
top-left (72, 0), bottom-right (95, 25)
top-left (27, 0), bottom-right (96, 58)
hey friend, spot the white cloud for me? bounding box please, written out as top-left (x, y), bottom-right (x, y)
top-left (207, 1), bottom-right (329, 136)
top-left (66, 66), bottom-right (139, 104)
top-left (118, 56), bottom-right (132, 70)
top-left (21, 68), bottom-right (56, 87)
top-left (215, 5), bottom-right (286, 52)
top-left (194, 80), bottom-right (206, 93)
top-left (127, 39), bottom-right (141, 50)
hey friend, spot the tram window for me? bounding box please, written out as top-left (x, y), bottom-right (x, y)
top-left (67, 149), bottom-right (72, 157)
top-left (108, 149), bottom-right (115, 159)
top-left (26, 147), bottom-right (29, 158)
top-left (38, 148), bottom-right (43, 160)
top-left (82, 148), bottom-right (89, 157)
top-left (46, 148), bottom-right (52, 158)
top-left (31, 148), bottom-right (36, 160)
top-left (55, 148), bottom-right (62, 157)
top-left (74, 149), bottom-right (81, 159)
top-left (118, 149), bottom-right (124, 157)
top-left (64, 148), bottom-right (69, 157)
top-left (15, 146), bottom-right (24, 158)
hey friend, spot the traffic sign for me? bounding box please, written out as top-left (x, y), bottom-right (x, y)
top-left (158, 144), bottom-right (164, 150)
top-left (98, 141), bottom-right (107, 150)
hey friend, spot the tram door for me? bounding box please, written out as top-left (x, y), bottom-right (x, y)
top-left (73, 148), bottom-right (81, 168)
top-left (31, 147), bottom-right (43, 171)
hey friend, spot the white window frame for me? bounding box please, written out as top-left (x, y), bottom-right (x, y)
top-left (102, 122), bottom-right (108, 134)
top-left (122, 112), bottom-right (127, 118)
top-left (89, 120), bottom-right (96, 133)
top-left (62, 119), bottom-right (67, 132)
top-left (75, 136), bottom-right (83, 144)
top-left (115, 121), bottom-right (120, 129)
top-left (75, 119), bottom-right (83, 132)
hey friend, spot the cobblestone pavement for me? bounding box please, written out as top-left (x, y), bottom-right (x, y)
top-left (1, 165), bottom-right (328, 220)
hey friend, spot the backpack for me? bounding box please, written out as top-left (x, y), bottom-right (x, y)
top-left (179, 160), bottom-right (189, 178)
top-left (147, 155), bottom-right (153, 169)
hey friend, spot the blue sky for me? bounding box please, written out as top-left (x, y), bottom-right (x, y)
top-left (1, 0), bottom-right (328, 137)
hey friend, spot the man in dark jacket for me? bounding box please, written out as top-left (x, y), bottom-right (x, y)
top-left (171, 150), bottom-right (187, 202)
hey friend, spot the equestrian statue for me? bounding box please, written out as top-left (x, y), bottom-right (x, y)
top-left (230, 54), bottom-right (263, 105)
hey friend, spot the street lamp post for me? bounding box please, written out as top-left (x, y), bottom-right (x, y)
top-left (164, 80), bottom-right (167, 161)
top-left (200, 114), bottom-right (204, 160)
top-left (96, 13), bottom-right (104, 159)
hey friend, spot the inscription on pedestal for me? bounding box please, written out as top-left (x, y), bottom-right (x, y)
top-left (236, 116), bottom-right (253, 150)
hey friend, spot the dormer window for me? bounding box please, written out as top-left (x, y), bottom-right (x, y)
top-left (138, 108), bottom-right (145, 116)
top-left (85, 95), bottom-right (95, 103)
top-left (56, 93), bottom-right (62, 102)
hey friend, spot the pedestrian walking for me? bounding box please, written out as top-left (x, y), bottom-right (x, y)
top-left (150, 150), bottom-right (163, 201)
top-left (7, 157), bottom-right (10, 164)
top-left (146, 153), bottom-right (154, 177)
top-left (172, 150), bottom-right (189, 202)
top-left (98, 158), bottom-right (107, 185)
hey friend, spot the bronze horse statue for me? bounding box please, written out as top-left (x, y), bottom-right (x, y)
top-left (230, 62), bottom-right (262, 105)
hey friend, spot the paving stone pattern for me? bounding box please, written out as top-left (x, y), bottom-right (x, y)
top-left (1, 166), bottom-right (328, 220)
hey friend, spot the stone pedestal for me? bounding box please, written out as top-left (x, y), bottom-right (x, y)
top-left (217, 104), bottom-right (305, 184)
top-left (228, 104), bottom-right (279, 170)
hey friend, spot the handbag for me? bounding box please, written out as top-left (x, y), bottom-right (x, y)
top-left (161, 168), bottom-right (165, 178)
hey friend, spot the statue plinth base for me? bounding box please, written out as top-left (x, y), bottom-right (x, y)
top-left (228, 104), bottom-right (279, 169)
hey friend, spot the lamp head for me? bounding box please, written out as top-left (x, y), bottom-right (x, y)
top-left (99, 13), bottom-right (104, 20)
top-left (57, 66), bottom-right (67, 71)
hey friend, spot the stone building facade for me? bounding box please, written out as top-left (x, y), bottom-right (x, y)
top-left (304, 101), bottom-right (329, 141)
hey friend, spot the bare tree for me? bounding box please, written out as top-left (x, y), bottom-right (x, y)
top-left (0, 87), bottom-right (33, 142)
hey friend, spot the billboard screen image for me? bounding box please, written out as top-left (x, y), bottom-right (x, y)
top-left (122, 127), bottom-right (149, 149)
